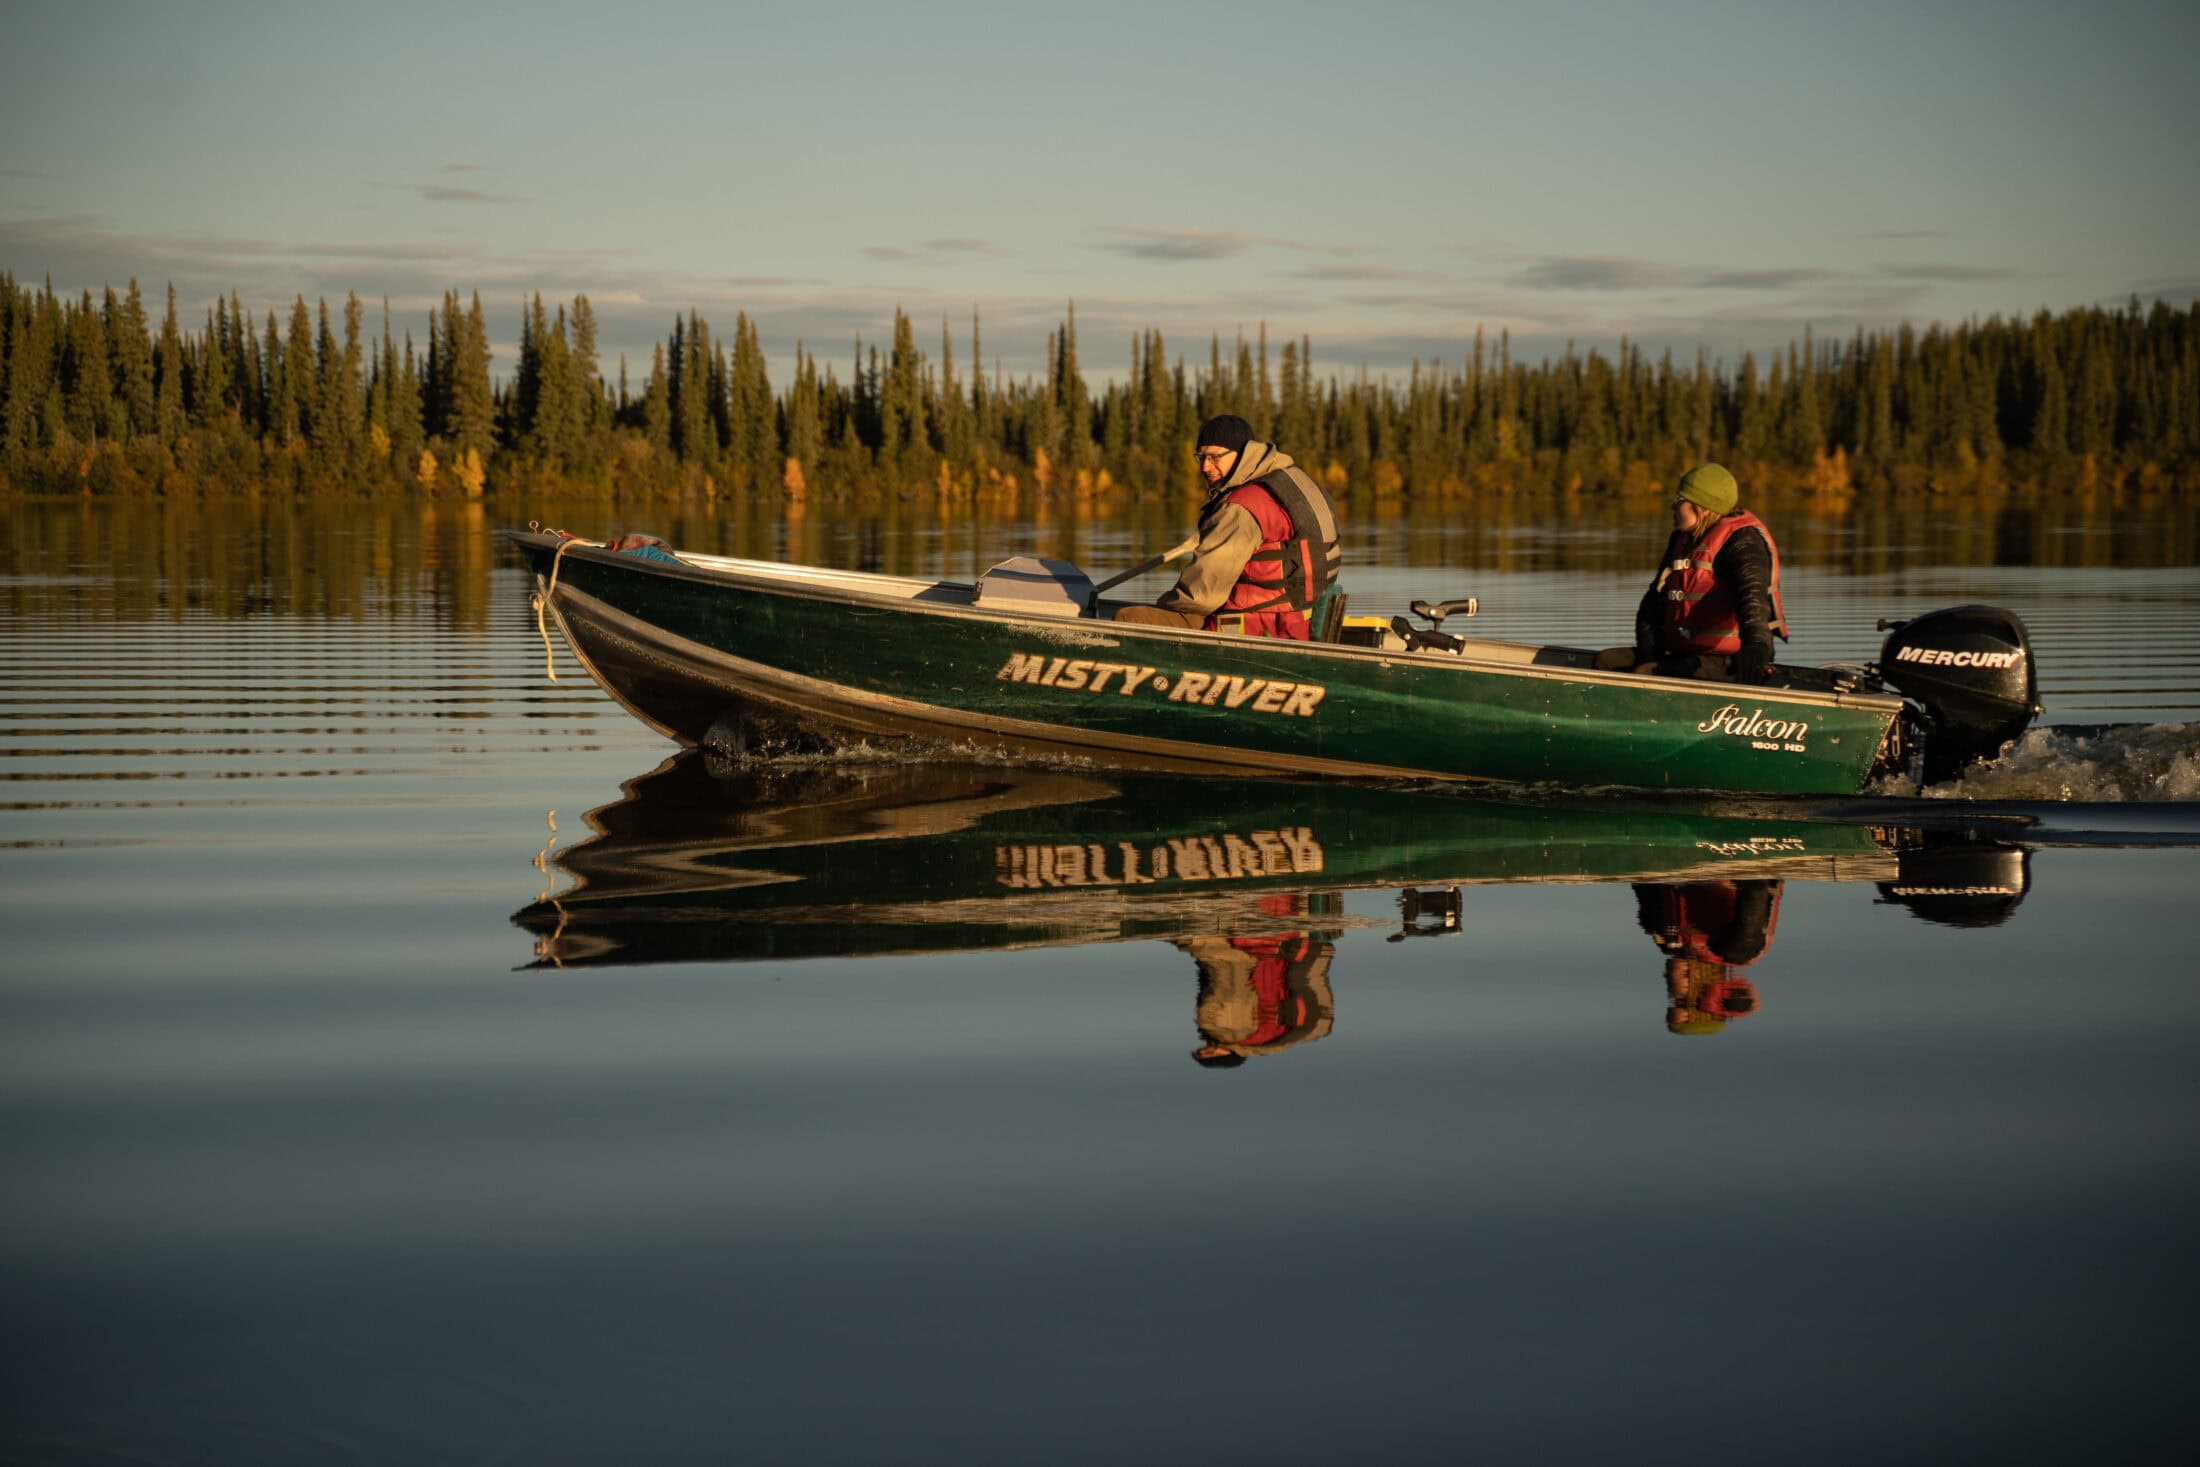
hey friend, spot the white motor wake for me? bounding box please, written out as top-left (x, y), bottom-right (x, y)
top-left (1878, 721), bottom-right (2200, 802)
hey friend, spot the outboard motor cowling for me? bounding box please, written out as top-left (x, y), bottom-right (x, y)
top-left (1876, 605), bottom-right (2039, 782)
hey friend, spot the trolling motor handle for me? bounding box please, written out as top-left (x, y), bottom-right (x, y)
top-left (1410, 597), bottom-right (1480, 628)
top-left (1876, 616), bottom-right (1909, 632)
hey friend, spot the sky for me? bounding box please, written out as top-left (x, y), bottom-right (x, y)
top-left (3, 0), bottom-right (2196, 387)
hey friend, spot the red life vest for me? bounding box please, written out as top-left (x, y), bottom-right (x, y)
top-left (1199, 468), bottom-right (1342, 640)
top-left (1656, 511), bottom-right (1787, 656)
top-left (1650, 881), bottom-right (1782, 1022)
top-left (1646, 882), bottom-right (1784, 968)
top-left (1226, 932), bottom-right (1334, 1050)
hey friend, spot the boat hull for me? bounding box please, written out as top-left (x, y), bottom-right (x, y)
top-left (511, 532), bottom-right (1901, 796)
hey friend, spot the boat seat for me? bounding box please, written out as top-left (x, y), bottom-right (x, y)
top-left (1443, 638), bottom-right (1596, 668)
top-left (1530, 645), bottom-right (1600, 669)
top-left (1763, 663), bottom-right (1868, 694)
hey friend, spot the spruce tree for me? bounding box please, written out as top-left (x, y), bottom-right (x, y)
top-left (111, 279), bottom-right (156, 438)
top-left (729, 312), bottom-right (776, 487)
top-left (331, 293), bottom-right (366, 468)
top-left (155, 284), bottom-right (186, 446)
top-left (196, 307), bottom-right (232, 427)
top-left (449, 292), bottom-right (496, 463)
top-left (1, 286), bottom-right (51, 458)
top-left (642, 342), bottom-right (671, 451)
top-left (65, 292), bottom-right (116, 443)
top-left (569, 294), bottom-right (603, 438)
top-left (391, 332), bottom-right (425, 472)
top-left (1057, 302), bottom-right (1088, 469)
top-left (283, 296), bottom-right (316, 445)
top-left (783, 345), bottom-right (822, 473)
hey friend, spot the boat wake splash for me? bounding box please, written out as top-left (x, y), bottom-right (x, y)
top-left (1875, 721), bottom-right (2200, 802)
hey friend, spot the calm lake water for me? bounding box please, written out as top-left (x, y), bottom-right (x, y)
top-left (4, 492), bottom-right (2198, 1466)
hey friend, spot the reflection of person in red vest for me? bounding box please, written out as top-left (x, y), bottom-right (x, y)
top-left (1633, 879), bottom-right (1783, 1035)
top-left (1182, 894), bottom-right (1339, 1068)
top-left (1594, 463), bottom-right (1786, 685)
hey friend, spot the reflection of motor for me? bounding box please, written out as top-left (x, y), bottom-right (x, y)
top-left (1878, 841), bottom-right (2031, 928)
top-left (1388, 886), bottom-right (1463, 941)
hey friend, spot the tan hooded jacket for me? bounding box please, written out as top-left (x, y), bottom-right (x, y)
top-left (1182, 933), bottom-right (1337, 1057)
top-left (1156, 440), bottom-right (1298, 617)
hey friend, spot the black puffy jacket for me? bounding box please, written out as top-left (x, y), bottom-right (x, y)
top-left (1632, 524), bottom-right (1779, 683)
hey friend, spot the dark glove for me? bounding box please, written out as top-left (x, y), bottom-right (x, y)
top-left (1731, 643), bottom-right (1771, 685)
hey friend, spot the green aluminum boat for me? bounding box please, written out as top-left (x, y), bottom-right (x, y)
top-left (505, 529), bottom-right (2041, 797)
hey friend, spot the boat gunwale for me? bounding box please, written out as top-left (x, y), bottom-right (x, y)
top-left (506, 530), bottom-right (1907, 716)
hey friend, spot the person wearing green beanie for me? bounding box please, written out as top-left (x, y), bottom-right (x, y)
top-left (1593, 462), bottom-right (1787, 684)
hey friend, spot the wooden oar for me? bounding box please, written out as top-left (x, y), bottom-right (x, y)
top-left (1092, 535), bottom-right (1199, 595)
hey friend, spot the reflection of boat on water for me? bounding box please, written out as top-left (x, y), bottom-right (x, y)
top-left (514, 755), bottom-right (1918, 970)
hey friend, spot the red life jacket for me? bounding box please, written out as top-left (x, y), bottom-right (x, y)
top-left (1225, 932), bottom-right (1334, 1050)
top-left (1656, 510), bottom-right (1787, 656)
top-left (1650, 881), bottom-right (1782, 1022)
top-left (1199, 468), bottom-right (1342, 640)
top-left (1647, 882), bottom-right (1784, 968)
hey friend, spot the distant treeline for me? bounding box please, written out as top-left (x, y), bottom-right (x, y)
top-left (3, 271), bottom-right (2196, 500)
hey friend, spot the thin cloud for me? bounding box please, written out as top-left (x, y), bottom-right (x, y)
top-left (1, 168), bottom-right (58, 183)
top-left (1093, 226), bottom-right (1365, 263)
top-left (1337, 290), bottom-right (1550, 319)
top-left (864, 237), bottom-right (1006, 265)
top-left (1097, 226), bottom-right (1256, 261)
top-left (2129, 276), bottom-right (2200, 305)
top-left (1692, 268), bottom-right (1837, 290)
top-left (1506, 256), bottom-right (1687, 291)
top-left (1287, 263), bottom-right (1441, 283)
top-left (0, 214), bottom-right (476, 266)
top-left (1505, 255), bottom-right (1988, 294)
top-left (1874, 262), bottom-right (2017, 282)
top-left (438, 163), bottom-right (486, 174)
top-left (1860, 229), bottom-right (1950, 240)
top-left (417, 184), bottom-right (525, 205)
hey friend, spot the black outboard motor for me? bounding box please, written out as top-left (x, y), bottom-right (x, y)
top-left (1876, 606), bottom-right (2040, 783)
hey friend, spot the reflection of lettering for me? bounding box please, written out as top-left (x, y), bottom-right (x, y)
top-left (994, 827), bottom-right (1325, 888)
top-left (994, 654), bottom-right (1322, 716)
top-left (1692, 836), bottom-right (1808, 856)
top-left (1890, 884), bottom-right (2019, 896)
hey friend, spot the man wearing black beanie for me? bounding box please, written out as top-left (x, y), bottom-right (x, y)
top-left (1115, 415), bottom-right (1341, 639)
